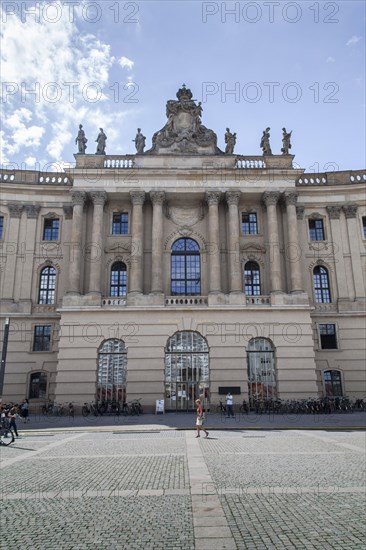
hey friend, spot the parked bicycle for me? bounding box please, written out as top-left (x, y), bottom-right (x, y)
top-left (41, 402), bottom-right (66, 416)
top-left (0, 414), bottom-right (15, 446)
top-left (81, 402), bottom-right (102, 417)
top-left (215, 400), bottom-right (227, 414)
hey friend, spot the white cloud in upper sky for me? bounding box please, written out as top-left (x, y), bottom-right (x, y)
top-left (119, 56), bottom-right (135, 70)
top-left (346, 35), bottom-right (361, 46)
top-left (0, 1), bottom-right (135, 166)
top-left (326, 56), bottom-right (335, 63)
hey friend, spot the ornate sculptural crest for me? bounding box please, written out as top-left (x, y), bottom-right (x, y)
top-left (146, 84), bottom-right (222, 155)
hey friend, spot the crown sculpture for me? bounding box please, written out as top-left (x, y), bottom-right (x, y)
top-left (146, 84), bottom-right (222, 155)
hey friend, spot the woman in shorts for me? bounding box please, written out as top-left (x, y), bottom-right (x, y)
top-left (195, 399), bottom-right (209, 438)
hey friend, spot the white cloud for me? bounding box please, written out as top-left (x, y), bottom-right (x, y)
top-left (326, 56), bottom-right (335, 63)
top-left (0, 1), bottom-right (135, 164)
top-left (346, 36), bottom-right (361, 46)
top-left (118, 56), bottom-right (135, 70)
top-left (25, 156), bottom-right (37, 166)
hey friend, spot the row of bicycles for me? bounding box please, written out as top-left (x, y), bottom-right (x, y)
top-left (215, 397), bottom-right (365, 415)
top-left (82, 399), bottom-right (143, 417)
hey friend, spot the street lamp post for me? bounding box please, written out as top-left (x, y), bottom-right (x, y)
top-left (0, 317), bottom-right (10, 397)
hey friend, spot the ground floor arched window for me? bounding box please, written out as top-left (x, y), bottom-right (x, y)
top-left (247, 338), bottom-right (276, 405)
top-left (29, 372), bottom-right (48, 399)
top-left (165, 331), bottom-right (209, 410)
top-left (97, 339), bottom-right (127, 402)
top-left (323, 370), bottom-right (343, 397)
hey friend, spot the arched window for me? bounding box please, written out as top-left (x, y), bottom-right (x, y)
top-left (97, 339), bottom-right (127, 402)
top-left (171, 238), bottom-right (201, 295)
top-left (29, 372), bottom-right (48, 399)
top-left (110, 262), bottom-right (127, 296)
top-left (38, 266), bottom-right (56, 304)
top-left (244, 261), bottom-right (261, 295)
top-left (247, 338), bottom-right (276, 404)
top-left (165, 331), bottom-right (209, 411)
top-left (324, 370), bottom-right (343, 397)
top-left (313, 265), bottom-right (331, 303)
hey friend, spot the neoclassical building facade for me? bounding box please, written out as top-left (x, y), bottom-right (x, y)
top-left (1, 87), bottom-right (365, 410)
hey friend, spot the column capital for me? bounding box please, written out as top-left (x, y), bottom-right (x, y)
top-left (342, 204), bottom-right (358, 218)
top-left (130, 190), bottom-right (146, 205)
top-left (71, 190), bottom-right (87, 206)
top-left (262, 191), bottom-right (281, 207)
top-left (25, 204), bottom-right (41, 219)
top-left (326, 205), bottom-right (342, 219)
top-left (63, 204), bottom-right (73, 219)
top-left (8, 204), bottom-right (23, 218)
top-left (206, 191), bottom-right (221, 206)
top-left (89, 190), bottom-right (107, 206)
top-left (225, 190), bottom-right (241, 206)
top-left (283, 190), bottom-right (298, 206)
top-left (150, 190), bottom-right (165, 205)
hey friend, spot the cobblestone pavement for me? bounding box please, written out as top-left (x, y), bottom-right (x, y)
top-left (0, 428), bottom-right (365, 549)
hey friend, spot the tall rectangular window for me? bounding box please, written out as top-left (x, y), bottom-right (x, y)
top-left (362, 216), bottom-right (366, 239)
top-left (33, 325), bottom-right (52, 352)
top-left (242, 213), bottom-right (257, 235)
top-left (43, 218), bottom-right (59, 241)
top-left (319, 324), bottom-right (337, 349)
top-left (0, 216), bottom-right (3, 239)
top-left (112, 213), bottom-right (128, 235)
top-left (309, 219), bottom-right (325, 241)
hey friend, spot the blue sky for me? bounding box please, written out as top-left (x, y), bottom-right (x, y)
top-left (1, 0), bottom-right (365, 172)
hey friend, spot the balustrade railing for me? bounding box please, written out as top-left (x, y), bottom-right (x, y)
top-left (296, 170), bottom-right (366, 186)
top-left (102, 298), bottom-right (127, 306)
top-left (103, 157), bottom-right (135, 169)
top-left (0, 170), bottom-right (70, 185)
top-left (165, 296), bottom-right (208, 306)
top-left (235, 157), bottom-right (266, 169)
top-left (246, 296), bottom-right (270, 305)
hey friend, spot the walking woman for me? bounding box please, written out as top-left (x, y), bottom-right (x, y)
top-left (8, 407), bottom-right (19, 437)
top-left (195, 399), bottom-right (209, 438)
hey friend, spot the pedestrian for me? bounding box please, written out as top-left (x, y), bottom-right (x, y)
top-left (195, 399), bottom-right (209, 438)
top-left (226, 392), bottom-right (235, 418)
top-left (8, 407), bottom-right (19, 437)
top-left (20, 399), bottom-right (29, 423)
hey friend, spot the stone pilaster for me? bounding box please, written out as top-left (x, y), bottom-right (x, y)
top-left (2, 205), bottom-right (23, 299)
top-left (225, 190), bottom-right (242, 293)
top-left (129, 190), bottom-right (146, 294)
top-left (150, 191), bottom-right (165, 294)
top-left (19, 205), bottom-right (41, 300)
top-left (67, 191), bottom-right (87, 294)
top-left (206, 191), bottom-right (222, 294)
top-left (263, 191), bottom-right (282, 293)
top-left (342, 204), bottom-right (364, 299)
top-left (326, 204), bottom-right (348, 300)
top-left (63, 204), bottom-right (73, 220)
top-left (283, 191), bottom-right (303, 292)
top-left (88, 191), bottom-right (107, 295)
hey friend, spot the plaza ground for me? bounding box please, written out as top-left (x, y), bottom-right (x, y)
top-left (1, 414), bottom-right (365, 550)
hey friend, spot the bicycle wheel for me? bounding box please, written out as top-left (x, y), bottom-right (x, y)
top-left (122, 404), bottom-right (130, 416)
top-left (41, 406), bottom-right (48, 416)
top-left (0, 429), bottom-right (15, 446)
top-left (81, 406), bottom-right (89, 417)
top-left (98, 403), bottom-right (107, 415)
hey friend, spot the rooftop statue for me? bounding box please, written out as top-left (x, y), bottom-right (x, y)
top-left (224, 128), bottom-right (236, 154)
top-left (146, 84), bottom-right (222, 155)
top-left (281, 128), bottom-right (292, 155)
top-left (133, 128), bottom-right (146, 154)
top-left (260, 127), bottom-right (272, 155)
top-left (95, 128), bottom-right (107, 155)
top-left (75, 124), bottom-right (87, 154)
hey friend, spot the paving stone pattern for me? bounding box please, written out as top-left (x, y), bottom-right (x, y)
top-left (0, 429), bottom-right (365, 549)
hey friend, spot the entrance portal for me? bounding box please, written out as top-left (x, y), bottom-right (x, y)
top-left (247, 338), bottom-right (276, 406)
top-left (165, 331), bottom-right (209, 411)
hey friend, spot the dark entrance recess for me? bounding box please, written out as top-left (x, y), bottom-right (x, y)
top-left (218, 386), bottom-right (241, 395)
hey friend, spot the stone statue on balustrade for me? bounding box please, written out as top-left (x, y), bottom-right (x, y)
top-left (260, 127), bottom-right (272, 155)
top-left (281, 128), bottom-right (292, 155)
top-left (132, 128), bottom-right (146, 154)
top-left (224, 128), bottom-right (236, 154)
top-left (95, 128), bottom-right (107, 155)
top-left (75, 124), bottom-right (87, 154)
